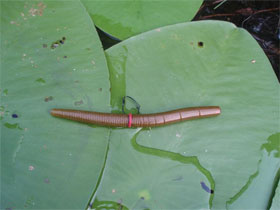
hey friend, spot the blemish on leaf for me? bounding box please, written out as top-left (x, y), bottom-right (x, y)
top-left (172, 176), bottom-right (183, 181)
top-left (35, 78), bottom-right (46, 84)
top-left (176, 133), bottom-right (181, 138)
top-left (138, 190), bottom-right (150, 200)
top-left (28, 165), bottom-right (34, 171)
top-left (98, 88), bottom-right (102, 92)
top-left (74, 100), bottom-right (83, 106)
top-left (12, 114), bottom-right (18, 118)
top-left (200, 181), bottom-right (214, 194)
top-left (44, 178), bottom-right (50, 183)
top-left (51, 37), bottom-right (66, 49)
top-left (10, 21), bottom-right (16, 24)
top-left (112, 189), bottom-right (116, 193)
top-left (198, 41), bottom-right (204, 47)
top-left (24, 196), bottom-right (35, 208)
top-left (4, 123), bottom-right (23, 130)
top-left (63, 55), bottom-right (67, 58)
top-left (251, 59), bottom-right (256, 63)
top-left (44, 96), bottom-right (53, 102)
top-left (28, 2), bottom-right (46, 16)
top-left (91, 60), bottom-right (95, 65)
top-left (3, 89), bottom-right (8, 96)
top-left (51, 43), bottom-right (59, 49)
top-left (42, 44), bottom-right (47, 48)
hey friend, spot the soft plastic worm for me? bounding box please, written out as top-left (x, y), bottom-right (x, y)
top-left (50, 106), bottom-right (221, 128)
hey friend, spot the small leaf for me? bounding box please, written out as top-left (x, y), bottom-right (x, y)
top-left (82, 0), bottom-right (203, 40)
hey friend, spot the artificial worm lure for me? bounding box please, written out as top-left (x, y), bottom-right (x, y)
top-left (50, 106), bottom-right (221, 128)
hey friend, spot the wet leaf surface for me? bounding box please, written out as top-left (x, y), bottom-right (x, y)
top-left (1, 1), bottom-right (110, 209)
top-left (1, 1), bottom-right (279, 209)
top-left (91, 20), bottom-right (279, 209)
top-left (82, 0), bottom-right (203, 40)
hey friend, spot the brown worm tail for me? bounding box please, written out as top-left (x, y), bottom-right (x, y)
top-left (50, 106), bottom-right (221, 128)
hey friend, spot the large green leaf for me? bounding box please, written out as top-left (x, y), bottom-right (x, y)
top-left (1, 1), bottom-right (110, 209)
top-left (90, 21), bottom-right (279, 209)
top-left (81, 0), bottom-right (203, 40)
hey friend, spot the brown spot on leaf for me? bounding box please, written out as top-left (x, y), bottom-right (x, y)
top-left (44, 96), bottom-right (53, 102)
top-left (198, 41), bottom-right (204, 47)
top-left (29, 2), bottom-right (46, 16)
top-left (74, 100), bottom-right (83, 106)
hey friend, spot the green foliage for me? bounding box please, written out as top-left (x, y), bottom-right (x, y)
top-left (82, 0), bottom-right (203, 40)
top-left (96, 21), bottom-right (279, 209)
top-left (1, 1), bottom-right (279, 210)
top-left (1, 1), bottom-right (110, 209)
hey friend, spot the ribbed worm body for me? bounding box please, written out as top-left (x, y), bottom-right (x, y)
top-left (51, 106), bottom-right (221, 128)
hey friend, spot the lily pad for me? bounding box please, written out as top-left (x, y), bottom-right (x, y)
top-left (89, 129), bottom-right (213, 209)
top-left (92, 20), bottom-right (279, 209)
top-left (1, 1), bottom-right (110, 209)
top-left (81, 0), bottom-right (203, 40)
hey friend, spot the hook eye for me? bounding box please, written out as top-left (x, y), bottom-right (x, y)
top-left (122, 96), bottom-right (140, 114)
